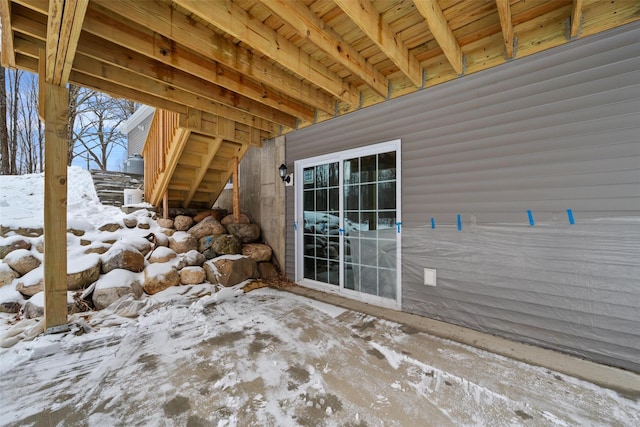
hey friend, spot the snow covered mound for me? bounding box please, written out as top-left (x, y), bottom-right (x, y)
top-left (0, 166), bottom-right (126, 230)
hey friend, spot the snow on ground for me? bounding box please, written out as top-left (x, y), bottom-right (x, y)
top-left (0, 168), bottom-right (639, 426)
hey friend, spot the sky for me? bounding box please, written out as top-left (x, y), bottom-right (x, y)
top-left (0, 168), bottom-right (638, 426)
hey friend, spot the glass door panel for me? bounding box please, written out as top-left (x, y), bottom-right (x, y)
top-left (302, 162), bottom-right (340, 286)
top-left (343, 151), bottom-right (397, 299)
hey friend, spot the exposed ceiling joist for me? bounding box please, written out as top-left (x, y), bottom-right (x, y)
top-left (173, 0), bottom-right (359, 107)
top-left (92, 0), bottom-right (336, 116)
top-left (80, 4), bottom-right (310, 123)
top-left (334, 0), bottom-right (423, 88)
top-left (571, 0), bottom-right (584, 39)
top-left (258, 0), bottom-right (388, 97)
top-left (413, 0), bottom-right (463, 75)
top-left (496, 0), bottom-right (515, 59)
top-left (45, 0), bottom-right (87, 85)
top-left (0, 0), bottom-right (17, 67)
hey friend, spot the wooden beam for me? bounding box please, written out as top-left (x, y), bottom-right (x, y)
top-left (173, 0), bottom-right (358, 106)
top-left (496, 0), bottom-right (515, 58)
top-left (163, 192), bottom-right (169, 219)
top-left (232, 156), bottom-right (239, 222)
top-left (45, 0), bottom-right (88, 85)
top-left (334, 0), bottom-right (423, 87)
top-left (570, 0), bottom-right (584, 39)
top-left (79, 5), bottom-right (314, 122)
top-left (92, 0), bottom-right (336, 116)
top-left (413, 0), bottom-right (464, 75)
top-left (0, 0), bottom-right (16, 67)
top-left (183, 137), bottom-right (224, 208)
top-left (39, 50), bottom-right (69, 330)
top-left (258, 0), bottom-right (388, 97)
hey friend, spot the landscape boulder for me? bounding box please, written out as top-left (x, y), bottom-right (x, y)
top-left (226, 223), bottom-right (260, 244)
top-left (241, 243), bottom-right (272, 262)
top-left (101, 243), bottom-right (145, 274)
top-left (257, 262), bottom-right (279, 281)
top-left (3, 249), bottom-right (41, 275)
top-left (169, 232), bottom-right (198, 254)
top-left (99, 223), bottom-right (122, 232)
top-left (188, 216), bottom-right (226, 240)
top-left (204, 256), bottom-right (256, 287)
top-left (148, 246), bottom-right (177, 264)
top-left (0, 263), bottom-right (19, 287)
top-left (212, 235), bottom-right (242, 256)
top-left (221, 213), bottom-right (251, 226)
top-left (181, 250), bottom-right (206, 267)
top-left (157, 218), bottom-right (174, 229)
top-left (179, 266), bottom-right (206, 285)
top-left (0, 238), bottom-right (31, 259)
top-left (15, 267), bottom-right (44, 297)
top-left (174, 215), bottom-right (194, 231)
top-left (92, 269), bottom-right (144, 310)
top-left (193, 209), bottom-right (226, 223)
top-left (66, 254), bottom-right (101, 290)
top-left (143, 263), bottom-right (180, 295)
top-left (123, 216), bottom-right (138, 228)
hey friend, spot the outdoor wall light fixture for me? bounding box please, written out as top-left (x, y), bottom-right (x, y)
top-left (278, 163), bottom-right (291, 184)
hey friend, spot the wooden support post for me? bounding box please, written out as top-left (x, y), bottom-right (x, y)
top-left (233, 156), bottom-right (239, 223)
top-left (163, 191), bottom-right (169, 219)
top-left (41, 70), bottom-right (69, 331)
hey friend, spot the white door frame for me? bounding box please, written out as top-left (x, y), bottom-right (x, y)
top-left (294, 139), bottom-right (402, 310)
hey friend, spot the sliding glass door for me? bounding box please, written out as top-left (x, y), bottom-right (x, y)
top-left (295, 140), bottom-right (401, 309)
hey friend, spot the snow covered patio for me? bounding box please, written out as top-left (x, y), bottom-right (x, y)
top-left (1, 285), bottom-right (638, 426)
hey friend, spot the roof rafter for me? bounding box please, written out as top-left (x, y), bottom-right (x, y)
top-left (413, 0), bottom-right (464, 75)
top-left (92, 0), bottom-right (336, 116)
top-left (496, 0), bottom-right (515, 59)
top-left (257, 0), bottom-right (388, 97)
top-left (334, 0), bottom-right (423, 88)
top-left (45, 0), bottom-right (87, 85)
top-left (173, 0), bottom-right (359, 107)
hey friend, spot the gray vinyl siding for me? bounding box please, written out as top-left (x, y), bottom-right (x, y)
top-left (127, 113), bottom-right (153, 157)
top-left (285, 22), bottom-right (640, 371)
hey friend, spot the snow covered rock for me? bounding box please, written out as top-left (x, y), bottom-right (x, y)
top-left (0, 263), bottom-right (19, 287)
top-left (123, 215), bottom-right (138, 228)
top-left (66, 254), bottom-right (101, 291)
top-left (179, 266), bottom-right (206, 285)
top-left (99, 223), bottom-right (122, 232)
top-left (23, 291), bottom-right (86, 319)
top-left (174, 215), bottom-right (194, 231)
top-left (188, 216), bottom-right (226, 239)
top-left (92, 269), bottom-right (144, 310)
top-left (0, 283), bottom-right (23, 313)
top-left (226, 223), bottom-right (260, 244)
top-left (204, 256), bottom-right (256, 287)
top-left (193, 209), bottom-right (226, 223)
top-left (221, 213), bottom-right (250, 226)
top-left (121, 236), bottom-right (154, 257)
top-left (15, 267), bottom-right (44, 297)
top-left (3, 249), bottom-right (41, 275)
top-left (242, 243), bottom-right (272, 262)
top-left (101, 243), bottom-right (145, 274)
top-left (169, 232), bottom-right (198, 254)
top-left (148, 247), bottom-right (177, 263)
top-left (0, 237), bottom-right (31, 259)
top-left (143, 263), bottom-right (180, 295)
top-left (181, 250), bottom-right (205, 267)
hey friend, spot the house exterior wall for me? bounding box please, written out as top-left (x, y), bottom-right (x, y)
top-left (284, 23), bottom-right (640, 371)
top-left (127, 113), bottom-right (153, 157)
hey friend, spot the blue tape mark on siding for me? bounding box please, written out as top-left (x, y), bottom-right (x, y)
top-left (567, 209), bottom-right (575, 225)
top-left (457, 214), bottom-right (462, 231)
top-left (294, 221), bottom-right (298, 231)
top-left (431, 218), bottom-right (435, 229)
top-left (339, 228), bottom-right (345, 236)
top-left (527, 210), bottom-right (535, 226)
top-left (396, 222), bottom-right (402, 233)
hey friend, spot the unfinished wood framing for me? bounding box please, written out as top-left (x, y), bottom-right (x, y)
top-left (496, 0), bottom-right (515, 59)
top-left (40, 62), bottom-right (69, 330)
top-left (232, 156), bottom-right (240, 223)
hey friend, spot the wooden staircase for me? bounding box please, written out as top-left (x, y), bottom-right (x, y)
top-left (143, 109), bottom-right (267, 210)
